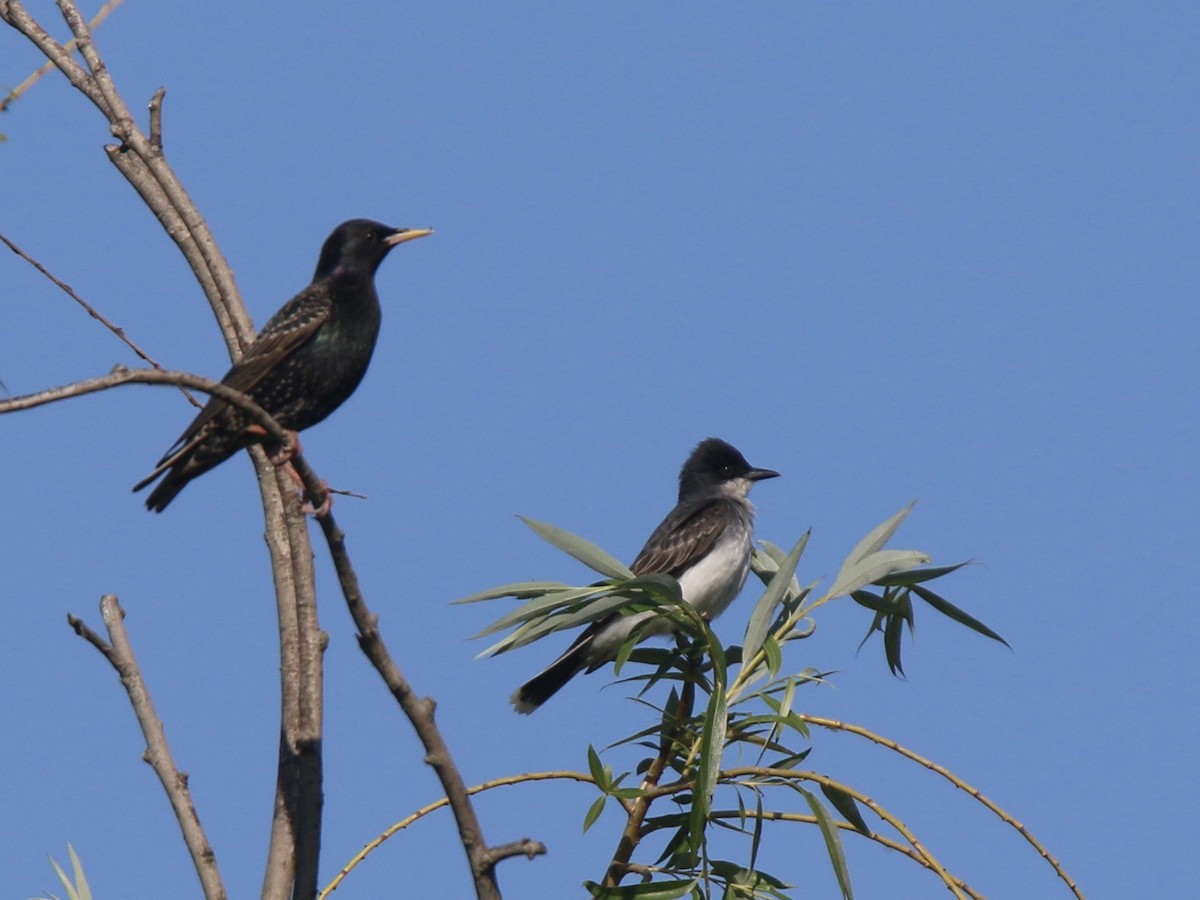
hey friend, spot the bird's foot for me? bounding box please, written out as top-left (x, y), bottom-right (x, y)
top-left (275, 462), bottom-right (332, 517)
top-left (242, 425), bottom-right (302, 465)
top-left (268, 430), bottom-right (303, 466)
top-left (301, 480), bottom-right (333, 518)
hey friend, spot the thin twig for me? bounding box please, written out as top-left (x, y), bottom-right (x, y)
top-left (321, 773), bottom-right (565, 898)
top-left (0, 230), bottom-right (201, 407)
top-left (1, 0), bottom-right (255, 352)
top-left (0, 366), bottom-right (287, 443)
top-left (652, 766), bottom-right (970, 900)
top-left (148, 86), bottom-right (164, 153)
top-left (0, 0), bottom-right (123, 112)
top-left (799, 715), bottom-right (1085, 899)
top-left (68, 595), bottom-right (227, 900)
top-left (309, 508), bottom-right (513, 900)
top-left (705, 809), bottom-right (984, 900)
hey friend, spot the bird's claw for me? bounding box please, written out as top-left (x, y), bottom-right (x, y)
top-left (301, 481), bottom-right (333, 518)
top-left (268, 430), bottom-right (303, 466)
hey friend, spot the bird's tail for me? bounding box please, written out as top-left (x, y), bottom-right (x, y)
top-left (510, 639), bottom-right (593, 714)
top-left (140, 467), bottom-right (192, 513)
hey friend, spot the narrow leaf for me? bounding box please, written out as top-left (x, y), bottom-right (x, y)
top-left (470, 584), bottom-right (611, 639)
top-left (845, 501), bottom-right (917, 564)
top-left (743, 534), bottom-right (807, 666)
top-left (884, 613), bottom-right (905, 676)
top-left (584, 878), bottom-right (698, 898)
top-left (519, 516), bottom-right (634, 579)
top-left (828, 549), bottom-right (931, 600)
top-left (874, 561), bottom-right (970, 586)
top-left (830, 503), bottom-right (919, 597)
top-left (799, 788), bottom-right (854, 900)
top-left (820, 783), bottom-right (872, 836)
top-left (911, 584), bottom-right (1010, 647)
top-left (587, 744), bottom-right (608, 789)
top-left (690, 686), bottom-right (728, 846)
top-left (453, 580), bottom-right (572, 604)
top-left (583, 795), bottom-right (607, 832)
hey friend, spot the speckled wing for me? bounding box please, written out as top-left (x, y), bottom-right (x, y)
top-left (132, 286), bottom-right (332, 493)
top-left (629, 498), bottom-right (733, 577)
top-left (154, 287), bottom-right (331, 464)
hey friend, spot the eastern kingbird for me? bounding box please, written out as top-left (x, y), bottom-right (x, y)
top-left (511, 437), bottom-right (779, 713)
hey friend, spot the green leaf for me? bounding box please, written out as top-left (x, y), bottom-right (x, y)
top-left (830, 503), bottom-right (928, 597)
top-left (583, 794), bottom-right (607, 832)
top-left (742, 534), bottom-right (808, 667)
top-left (587, 744), bottom-right (608, 790)
top-left (844, 501), bottom-right (916, 563)
top-left (762, 634), bottom-right (782, 677)
top-left (799, 787), bottom-right (854, 900)
top-left (829, 549), bottom-right (931, 600)
top-left (849, 589), bottom-right (885, 611)
top-left (756, 540), bottom-right (791, 567)
top-left (584, 878), bottom-right (699, 898)
top-left (471, 584), bottom-right (612, 639)
top-left (519, 516), bottom-right (634, 579)
top-left (45, 844), bottom-right (90, 900)
top-left (475, 589), bottom-right (645, 656)
top-left (760, 694), bottom-right (810, 740)
top-left (874, 561), bottom-right (970, 586)
top-left (452, 580), bottom-right (572, 604)
top-left (689, 685), bottom-right (728, 846)
top-left (820, 783), bottom-right (872, 836)
top-left (911, 584), bottom-right (1010, 647)
top-left (884, 611), bottom-right (905, 676)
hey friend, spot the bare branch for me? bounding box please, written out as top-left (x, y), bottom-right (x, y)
top-left (2, 6), bottom-right (323, 896)
top-left (0, 0), bottom-right (106, 110)
top-left (148, 86), bottom-right (164, 153)
top-left (0, 0), bottom-right (123, 112)
top-left (2, 0), bottom-right (254, 354)
top-left (322, 774), bottom-right (570, 897)
top-left (0, 230), bottom-right (201, 406)
top-left (309, 509), bottom-right (516, 899)
top-left (0, 367), bottom-right (289, 445)
top-left (68, 595), bottom-right (227, 900)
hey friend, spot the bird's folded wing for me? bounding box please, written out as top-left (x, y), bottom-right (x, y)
top-left (629, 499), bottom-right (731, 577)
top-left (152, 288), bottom-right (333, 464)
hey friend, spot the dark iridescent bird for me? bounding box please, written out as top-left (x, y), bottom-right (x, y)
top-left (134, 218), bottom-right (431, 512)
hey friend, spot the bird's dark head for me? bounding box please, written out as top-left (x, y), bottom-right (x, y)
top-left (679, 437), bottom-right (780, 500)
top-left (314, 218), bottom-right (432, 280)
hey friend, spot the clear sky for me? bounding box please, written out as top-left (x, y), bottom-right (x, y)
top-left (2, 3), bottom-right (1196, 898)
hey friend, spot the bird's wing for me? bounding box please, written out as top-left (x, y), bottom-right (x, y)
top-left (153, 287), bottom-right (332, 463)
top-left (629, 498), bottom-right (732, 577)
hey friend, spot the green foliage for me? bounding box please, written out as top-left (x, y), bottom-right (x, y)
top-left (466, 505), bottom-right (1008, 897)
top-left (27, 844), bottom-right (92, 900)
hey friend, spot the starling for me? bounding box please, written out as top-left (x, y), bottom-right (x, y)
top-left (511, 438), bottom-right (779, 712)
top-left (134, 218), bottom-right (431, 512)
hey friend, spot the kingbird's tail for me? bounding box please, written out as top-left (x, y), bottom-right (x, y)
top-left (510, 632), bottom-right (595, 714)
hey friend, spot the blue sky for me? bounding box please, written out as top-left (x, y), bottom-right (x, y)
top-left (2, 3), bottom-right (1196, 898)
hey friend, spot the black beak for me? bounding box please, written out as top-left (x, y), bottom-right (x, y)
top-left (747, 466), bottom-right (780, 482)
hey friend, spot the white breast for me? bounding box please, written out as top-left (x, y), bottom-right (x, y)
top-left (677, 527), bottom-right (753, 619)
